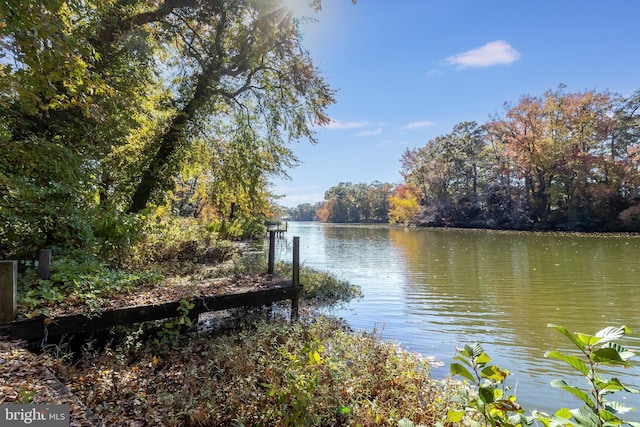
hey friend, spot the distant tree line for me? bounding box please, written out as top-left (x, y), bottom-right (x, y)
top-left (288, 86), bottom-right (640, 231)
top-left (287, 182), bottom-right (393, 223)
top-left (287, 202), bottom-right (324, 221)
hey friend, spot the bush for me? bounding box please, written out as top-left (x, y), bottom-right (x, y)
top-left (274, 261), bottom-right (362, 306)
top-left (50, 316), bottom-right (464, 426)
top-left (206, 217), bottom-right (266, 240)
top-left (18, 254), bottom-right (162, 318)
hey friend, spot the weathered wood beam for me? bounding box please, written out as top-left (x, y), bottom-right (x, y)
top-left (0, 283), bottom-right (301, 341)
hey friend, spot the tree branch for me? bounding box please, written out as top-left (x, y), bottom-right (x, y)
top-left (93, 0), bottom-right (199, 48)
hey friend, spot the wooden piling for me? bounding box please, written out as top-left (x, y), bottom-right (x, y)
top-left (291, 236), bottom-right (300, 320)
top-left (0, 261), bottom-right (17, 324)
top-left (38, 249), bottom-right (52, 280)
top-left (267, 230), bottom-right (276, 275)
top-left (292, 236), bottom-right (300, 287)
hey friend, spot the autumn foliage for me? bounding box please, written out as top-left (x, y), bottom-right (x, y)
top-left (399, 87), bottom-right (640, 231)
top-left (387, 184), bottom-right (421, 224)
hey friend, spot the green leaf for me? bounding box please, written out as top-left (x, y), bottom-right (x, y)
top-left (576, 333), bottom-right (601, 346)
top-left (554, 407), bottom-right (573, 419)
top-left (602, 400), bottom-right (633, 415)
top-left (452, 354), bottom-right (473, 368)
top-left (592, 347), bottom-right (632, 367)
top-left (598, 408), bottom-right (623, 423)
top-left (450, 362), bottom-right (476, 383)
top-left (598, 378), bottom-right (625, 395)
top-left (336, 405), bottom-right (350, 415)
top-left (478, 386), bottom-right (495, 404)
top-left (480, 365), bottom-right (507, 381)
top-left (545, 350), bottom-right (589, 376)
top-left (604, 342), bottom-right (637, 362)
top-left (466, 342), bottom-right (484, 358)
top-left (548, 324), bottom-right (586, 351)
top-left (549, 416), bottom-right (575, 427)
top-left (594, 326), bottom-right (630, 343)
top-left (569, 408), bottom-right (600, 427)
top-left (550, 379), bottom-right (594, 408)
top-left (476, 352), bottom-right (491, 366)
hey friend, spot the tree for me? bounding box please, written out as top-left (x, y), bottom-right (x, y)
top-left (447, 121), bottom-right (488, 202)
top-left (387, 184), bottom-right (420, 224)
top-left (99, 0), bottom-right (335, 213)
top-left (399, 87), bottom-right (640, 231)
top-left (488, 87), bottom-right (636, 229)
top-left (400, 122), bottom-right (489, 226)
top-left (287, 203), bottom-right (322, 221)
top-left (0, 0), bottom-right (341, 256)
top-left (316, 182), bottom-right (392, 223)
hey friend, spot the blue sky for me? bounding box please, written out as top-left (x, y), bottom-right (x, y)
top-left (271, 1), bottom-right (640, 207)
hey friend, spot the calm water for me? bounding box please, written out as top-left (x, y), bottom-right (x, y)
top-left (272, 221), bottom-right (640, 418)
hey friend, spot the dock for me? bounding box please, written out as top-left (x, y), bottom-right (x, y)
top-left (265, 220), bottom-right (287, 237)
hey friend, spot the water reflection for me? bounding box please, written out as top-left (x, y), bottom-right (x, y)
top-left (273, 223), bottom-right (640, 418)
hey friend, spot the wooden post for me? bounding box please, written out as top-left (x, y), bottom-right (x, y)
top-left (267, 230), bottom-right (276, 275)
top-left (291, 236), bottom-right (300, 320)
top-left (38, 249), bottom-right (52, 280)
top-left (0, 261), bottom-right (17, 324)
top-left (292, 236), bottom-right (300, 286)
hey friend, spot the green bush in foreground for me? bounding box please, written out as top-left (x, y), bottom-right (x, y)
top-left (447, 325), bottom-right (640, 427)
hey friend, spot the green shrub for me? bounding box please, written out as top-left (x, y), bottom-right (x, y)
top-left (274, 261), bottom-right (362, 306)
top-left (448, 325), bottom-right (640, 427)
top-left (92, 210), bottom-right (147, 264)
top-left (206, 217), bottom-right (266, 240)
top-left (537, 325), bottom-right (639, 427)
top-left (18, 254), bottom-right (162, 317)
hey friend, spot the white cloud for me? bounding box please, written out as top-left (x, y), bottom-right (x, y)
top-left (403, 120), bottom-right (435, 130)
top-left (324, 119), bottom-right (368, 130)
top-left (356, 127), bottom-right (383, 137)
top-left (446, 40), bottom-right (521, 69)
top-left (427, 69), bottom-right (443, 77)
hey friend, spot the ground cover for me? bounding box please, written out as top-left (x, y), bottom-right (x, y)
top-left (21, 315), bottom-right (464, 426)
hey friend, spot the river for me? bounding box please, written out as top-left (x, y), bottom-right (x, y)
top-left (272, 221), bottom-right (640, 419)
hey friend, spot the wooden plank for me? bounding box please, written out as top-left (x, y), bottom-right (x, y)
top-left (0, 283), bottom-right (302, 341)
top-left (0, 261), bottom-right (17, 324)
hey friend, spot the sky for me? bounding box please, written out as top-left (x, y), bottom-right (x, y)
top-left (270, 1), bottom-right (640, 207)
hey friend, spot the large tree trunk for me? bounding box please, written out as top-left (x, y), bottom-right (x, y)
top-left (127, 73), bottom-right (211, 213)
top-left (127, 113), bottom-right (190, 213)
